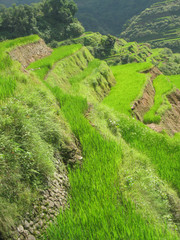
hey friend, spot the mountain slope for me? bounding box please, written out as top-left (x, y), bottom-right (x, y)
top-left (121, 0), bottom-right (180, 52)
top-left (74, 0), bottom-right (160, 35)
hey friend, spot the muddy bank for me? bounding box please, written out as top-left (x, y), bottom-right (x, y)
top-left (9, 39), bottom-right (52, 68)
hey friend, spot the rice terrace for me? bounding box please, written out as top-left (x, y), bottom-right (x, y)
top-left (0, 0), bottom-right (179, 239)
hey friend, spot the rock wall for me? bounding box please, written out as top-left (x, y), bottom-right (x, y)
top-left (9, 39), bottom-right (52, 68)
top-left (11, 139), bottom-right (82, 240)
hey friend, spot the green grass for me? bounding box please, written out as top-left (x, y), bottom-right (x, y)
top-left (28, 44), bottom-right (82, 80)
top-left (144, 75), bottom-right (173, 124)
top-left (69, 59), bottom-right (101, 85)
top-left (24, 47), bottom-right (176, 239)
top-left (102, 64), bottom-right (180, 195)
top-left (103, 62), bottom-right (152, 115)
top-left (37, 53), bottom-right (179, 239)
top-left (146, 48), bottom-right (164, 63)
top-left (0, 75), bottom-right (16, 100)
top-left (1, 37), bottom-right (179, 239)
top-left (116, 115), bottom-right (180, 194)
top-left (169, 75), bottom-right (180, 89)
top-left (0, 35), bottom-right (40, 100)
top-left (45, 86), bottom-right (178, 240)
top-left (0, 37), bottom-right (85, 238)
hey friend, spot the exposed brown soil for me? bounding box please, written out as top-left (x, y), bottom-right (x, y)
top-left (148, 89), bottom-right (180, 135)
top-left (133, 67), bottom-right (180, 135)
top-left (133, 67), bottom-right (162, 121)
top-left (9, 39), bottom-right (52, 68)
top-left (161, 89), bottom-right (180, 135)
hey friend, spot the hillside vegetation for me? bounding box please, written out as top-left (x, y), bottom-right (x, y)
top-left (0, 36), bottom-right (85, 239)
top-left (121, 0), bottom-right (180, 52)
top-left (28, 37), bottom-right (180, 239)
top-left (0, 0), bottom-right (161, 36)
top-left (74, 0), bottom-right (159, 35)
top-left (59, 32), bottom-right (152, 65)
top-left (0, 32), bottom-right (180, 239)
top-left (0, 0), bottom-right (84, 43)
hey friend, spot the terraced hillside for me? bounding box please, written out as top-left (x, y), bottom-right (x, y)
top-left (121, 0), bottom-right (180, 52)
top-left (59, 32), bottom-right (152, 64)
top-left (0, 0), bottom-right (164, 38)
top-left (0, 35), bottom-right (180, 240)
top-left (74, 0), bottom-right (160, 35)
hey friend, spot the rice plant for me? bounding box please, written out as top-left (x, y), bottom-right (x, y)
top-left (103, 62), bottom-right (152, 115)
top-left (28, 44), bottom-right (82, 80)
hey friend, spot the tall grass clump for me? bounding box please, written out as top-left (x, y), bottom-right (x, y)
top-left (28, 44), bottom-right (82, 80)
top-left (0, 77), bottom-right (80, 237)
top-left (103, 62), bottom-right (152, 115)
top-left (44, 85), bottom-right (178, 240)
top-left (144, 75), bottom-right (173, 123)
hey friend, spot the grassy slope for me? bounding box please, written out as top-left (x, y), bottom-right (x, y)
top-left (30, 46), bottom-right (180, 239)
top-left (169, 75), bottom-right (180, 89)
top-left (0, 37), bottom-right (81, 238)
top-left (103, 62), bottom-right (152, 115)
top-left (1, 37), bottom-right (179, 239)
top-left (121, 0), bottom-right (180, 52)
top-left (46, 88), bottom-right (178, 240)
top-left (103, 64), bottom-right (180, 193)
top-left (59, 32), bottom-right (152, 65)
top-left (0, 35), bottom-right (40, 99)
top-left (28, 44), bottom-right (82, 80)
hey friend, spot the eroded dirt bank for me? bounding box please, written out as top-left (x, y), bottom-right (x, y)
top-left (9, 39), bottom-right (52, 68)
top-left (148, 89), bottom-right (180, 135)
top-left (133, 67), bottom-right (180, 135)
top-left (133, 67), bottom-right (162, 121)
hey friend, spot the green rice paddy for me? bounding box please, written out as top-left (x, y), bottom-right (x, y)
top-left (103, 62), bottom-right (152, 115)
top-left (0, 36), bottom-right (179, 239)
